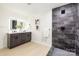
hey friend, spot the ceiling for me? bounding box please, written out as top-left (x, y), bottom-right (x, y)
top-left (0, 3), bottom-right (68, 14)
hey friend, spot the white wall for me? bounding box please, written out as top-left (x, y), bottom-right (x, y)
top-left (31, 10), bottom-right (52, 47)
top-left (0, 6), bottom-right (8, 49)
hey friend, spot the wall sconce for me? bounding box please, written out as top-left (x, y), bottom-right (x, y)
top-left (35, 19), bottom-right (40, 30)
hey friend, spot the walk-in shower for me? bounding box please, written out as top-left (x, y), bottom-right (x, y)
top-left (47, 3), bottom-right (79, 56)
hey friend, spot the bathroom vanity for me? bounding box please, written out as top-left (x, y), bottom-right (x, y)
top-left (7, 32), bottom-right (31, 49)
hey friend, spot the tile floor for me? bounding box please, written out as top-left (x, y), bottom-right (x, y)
top-left (47, 47), bottom-right (76, 56)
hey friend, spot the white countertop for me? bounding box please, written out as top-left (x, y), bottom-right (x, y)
top-left (8, 30), bottom-right (31, 34)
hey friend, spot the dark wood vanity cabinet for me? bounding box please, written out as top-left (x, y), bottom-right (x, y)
top-left (7, 32), bottom-right (31, 49)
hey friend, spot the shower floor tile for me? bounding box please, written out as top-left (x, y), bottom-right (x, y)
top-left (53, 48), bottom-right (76, 56)
top-left (47, 47), bottom-right (76, 56)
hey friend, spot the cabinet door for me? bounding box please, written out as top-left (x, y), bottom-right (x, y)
top-left (10, 34), bottom-right (19, 48)
top-left (20, 33), bottom-right (27, 43)
top-left (26, 32), bottom-right (31, 42)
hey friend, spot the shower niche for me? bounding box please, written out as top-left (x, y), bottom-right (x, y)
top-left (52, 3), bottom-right (79, 55)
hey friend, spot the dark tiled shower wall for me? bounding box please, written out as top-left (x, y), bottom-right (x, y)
top-left (76, 4), bottom-right (79, 55)
top-left (52, 3), bottom-right (79, 55)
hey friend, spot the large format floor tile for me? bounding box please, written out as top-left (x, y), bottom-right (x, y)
top-left (47, 47), bottom-right (76, 56)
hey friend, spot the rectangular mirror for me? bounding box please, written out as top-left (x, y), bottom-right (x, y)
top-left (12, 20), bottom-right (17, 29)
